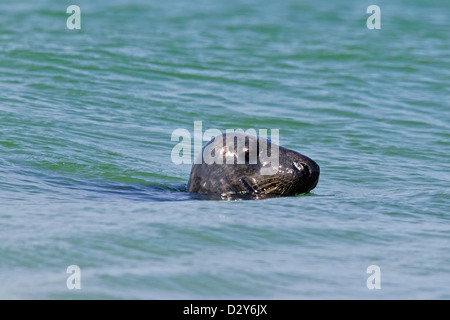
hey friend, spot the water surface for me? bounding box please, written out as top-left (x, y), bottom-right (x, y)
top-left (0, 0), bottom-right (449, 299)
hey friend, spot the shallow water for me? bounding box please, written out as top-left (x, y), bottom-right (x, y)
top-left (0, 0), bottom-right (449, 299)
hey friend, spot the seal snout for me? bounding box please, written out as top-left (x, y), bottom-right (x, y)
top-left (291, 157), bottom-right (320, 194)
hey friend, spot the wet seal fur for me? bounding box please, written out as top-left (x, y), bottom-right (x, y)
top-left (188, 133), bottom-right (319, 199)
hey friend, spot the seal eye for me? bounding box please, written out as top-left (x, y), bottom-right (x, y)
top-left (293, 161), bottom-right (311, 177)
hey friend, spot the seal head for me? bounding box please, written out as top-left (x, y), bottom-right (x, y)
top-left (187, 133), bottom-right (319, 198)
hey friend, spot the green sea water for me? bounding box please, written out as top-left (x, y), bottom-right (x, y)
top-left (0, 0), bottom-right (449, 299)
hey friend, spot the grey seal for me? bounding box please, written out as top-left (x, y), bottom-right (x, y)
top-left (187, 132), bottom-right (319, 198)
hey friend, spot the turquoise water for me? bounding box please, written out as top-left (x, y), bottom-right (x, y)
top-left (1, 0), bottom-right (449, 299)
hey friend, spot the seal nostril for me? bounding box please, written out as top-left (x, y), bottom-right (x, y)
top-left (294, 161), bottom-right (311, 177)
top-left (303, 163), bottom-right (311, 177)
top-left (293, 161), bottom-right (303, 171)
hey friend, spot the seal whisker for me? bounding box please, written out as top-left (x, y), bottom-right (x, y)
top-left (253, 179), bottom-right (283, 194)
